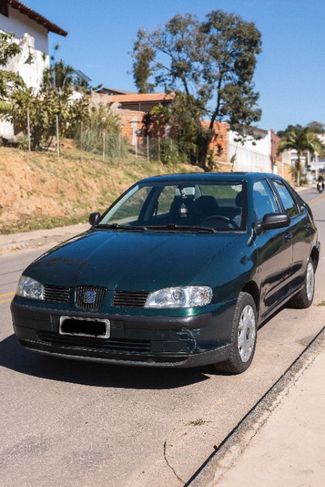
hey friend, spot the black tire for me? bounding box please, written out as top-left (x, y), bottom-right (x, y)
top-left (215, 292), bottom-right (257, 374)
top-left (290, 258), bottom-right (315, 309)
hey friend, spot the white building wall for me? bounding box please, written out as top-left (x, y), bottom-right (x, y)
top-left (0, 6), bottom-right (50, 137)
top-left (1, 6), bottom-right (48, 53)
top-left (228, 130), bottom-right (273, 173)
top-left (1, 5), bottom-right (50, 91)
top-left (4, 32), bottom-right (50, 90)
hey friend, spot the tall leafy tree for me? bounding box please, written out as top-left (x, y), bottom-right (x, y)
top-left (306, 121), bottom-right (325, 134)
top-left (278, 127), bottom-right (325, 186)
top-left (43, 59), bottom-right (75, 92)
top-left (132, 10), bottom-right (262, 168)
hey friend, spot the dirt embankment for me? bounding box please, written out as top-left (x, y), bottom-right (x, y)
top-left (0, 143), bottom-right (200, 234)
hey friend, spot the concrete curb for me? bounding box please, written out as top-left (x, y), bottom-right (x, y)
top-left (0, 223), bottom-right (89, 256)
top-left (187, 326), bottom-right (325, 486)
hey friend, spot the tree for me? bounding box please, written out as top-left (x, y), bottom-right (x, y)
top-left (143, 92), bottom-right (204, 162)
top-left (277, 127), bottom-right (325, 186)
top-left (1, 52), bottom-right (91, 150)
top-left (132, 10), bottom-right (262, 168)
top-left (306, 121), bottom-right (325, 134)
top-left (277, 124), bottom-right (303, 139)
top-left (3, 83), bottom-right (89, 150)
top-left (0, 32), bottom-right (24, 100)
top-left (43, 59), bottom-right (75, 92)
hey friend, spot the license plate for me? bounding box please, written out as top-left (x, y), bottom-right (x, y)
top-left (59, 316), bottom-right (110, 339)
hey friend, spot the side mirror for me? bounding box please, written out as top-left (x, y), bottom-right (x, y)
top-left (89, 212), bottom-right (101, 226)
top-left (257, 213), bottom-right (290, 233)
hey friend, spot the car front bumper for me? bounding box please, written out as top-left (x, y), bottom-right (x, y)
top-left (11, 299), bottom-right (235, 368)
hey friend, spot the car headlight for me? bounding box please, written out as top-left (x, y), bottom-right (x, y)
top-left (145, 286), bottom-right (212, 308)
top-left (16, 276), bottom-right (45, 300)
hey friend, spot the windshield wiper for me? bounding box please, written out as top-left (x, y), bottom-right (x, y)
top-left (95, 223), bottom-right (148, 231)
top-left (146, 224), bottom-right (217, 233)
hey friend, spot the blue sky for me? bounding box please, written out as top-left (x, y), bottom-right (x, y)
top-left (26, 0), bottom-right (325, 131)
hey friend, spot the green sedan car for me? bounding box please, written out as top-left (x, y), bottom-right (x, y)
top-left (11, 173), bottom-right (320, 373)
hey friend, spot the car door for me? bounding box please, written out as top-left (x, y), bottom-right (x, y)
top-left (251, 179), bottom-right (293, 318)
top-left (271, 179), bottom-right (315, 291)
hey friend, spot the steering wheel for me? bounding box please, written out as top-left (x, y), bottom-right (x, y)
top-left (202, 214), bottom-right (239, 229)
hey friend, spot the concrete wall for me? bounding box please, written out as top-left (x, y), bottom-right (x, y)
top-left (228, 130), bottom-right (273, 173)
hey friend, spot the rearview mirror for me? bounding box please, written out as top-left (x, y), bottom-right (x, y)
top-left (89, 212), bottom-right (101, 226)
top-left (259, 213), bottom-right (290, 232)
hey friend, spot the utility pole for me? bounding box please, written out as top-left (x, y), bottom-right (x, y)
top-left (146, 135), bottom-right (150, 161)
top-left (315, 152), bottom-right (319, 181)
top-left (102, 131), bottom-right (105, 161)
top-left (27, 108), bottom-right (31, 152)
top-left (56, 114), bottom-right (60, 158)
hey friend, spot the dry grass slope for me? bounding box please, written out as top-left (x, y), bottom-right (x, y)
top-left (0, 142), bottom-right (201, 234)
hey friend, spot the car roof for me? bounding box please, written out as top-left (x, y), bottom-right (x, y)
top-left (139, 172), bottom-right (281, 184)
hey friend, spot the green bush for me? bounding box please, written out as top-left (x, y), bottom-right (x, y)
top-left (159, 138), bottom-right (187, 165)
top-left (76, 104), bottom-right (128, 159)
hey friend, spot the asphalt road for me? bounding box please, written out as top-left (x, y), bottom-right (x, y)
top-left (0, 188), bottom-right (324, 487)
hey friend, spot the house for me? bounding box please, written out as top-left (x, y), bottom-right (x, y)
top-left (0, 0), bottom-right (67, 137)
top-left (96, 87), bottom-right (136, 96)
top-left (90, 91), bottom-right (175, 147)
top-left (91, 89), bottom-right (293, 179)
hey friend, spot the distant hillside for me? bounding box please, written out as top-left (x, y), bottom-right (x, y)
top-left (0, 142), bottom-right (201, 234)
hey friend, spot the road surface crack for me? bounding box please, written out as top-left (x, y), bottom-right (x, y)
top-left (163, 440), bottom-right (185, 484)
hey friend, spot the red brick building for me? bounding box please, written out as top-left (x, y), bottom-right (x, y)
top-left (90, 90), bottom-right (231, 165)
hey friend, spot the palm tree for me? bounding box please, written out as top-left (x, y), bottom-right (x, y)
top-left (278, 127), bottom-right (325, 186)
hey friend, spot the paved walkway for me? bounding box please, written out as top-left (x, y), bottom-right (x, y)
top-left (212, 345), bottom-right (325, 487)
top-left (0, 222), bottom-right (89, 255)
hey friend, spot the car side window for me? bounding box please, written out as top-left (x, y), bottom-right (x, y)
top-left (253, 180), bottom-right (279, 222)
top-left (272, 180), bottom-right (299, 218)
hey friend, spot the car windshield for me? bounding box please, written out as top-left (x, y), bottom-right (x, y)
top-left (97, 181), bottom-right (245, 231)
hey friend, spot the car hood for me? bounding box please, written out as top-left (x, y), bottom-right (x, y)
top-left (25, 229), bottom-right (247, 291)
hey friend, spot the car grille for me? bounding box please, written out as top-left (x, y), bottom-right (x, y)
top-left (38, 332), bottom-right (151, 353)
top-left (113, 290), bottom-right (149, 308)
top-left (75, 285), bottom-right (106, 310)
top-left (44, 286), bottom-right (70, 303)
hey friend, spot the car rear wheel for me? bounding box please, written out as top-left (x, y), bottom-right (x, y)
top-left (215, 292), bottom-right (257, 374)
top-left (290, 259), bottom-right (315, 309)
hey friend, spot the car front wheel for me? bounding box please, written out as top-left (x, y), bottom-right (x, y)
top-left (216, 292), bottom-right (257, 374)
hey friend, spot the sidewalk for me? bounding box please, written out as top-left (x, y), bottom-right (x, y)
top-left (0, 222), bottom-right (89, 256)
top-left (210, 337), bottom-right (325, 487)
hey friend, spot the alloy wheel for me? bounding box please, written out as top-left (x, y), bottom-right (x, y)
top-left (306, 261), bottom-right (315, 302)
top-left (238, 304), bottom-right (256, 363)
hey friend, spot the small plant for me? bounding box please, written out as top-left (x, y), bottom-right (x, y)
top-left (76, 104), bottom-right (128, 159)
top-left (186, 418), bottom-right (207, 427)
top-left (160, 138), bottom-right (187, 165)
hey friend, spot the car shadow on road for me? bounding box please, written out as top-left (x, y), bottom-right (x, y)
top-left (0, 334), bottom-right (211, 389)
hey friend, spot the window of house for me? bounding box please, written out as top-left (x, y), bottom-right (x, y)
top-left (272, 180), bottom-right (299, 218)
top-left (253, 179), bottom-right (279, 221)
top-left (0, 1), bottom-right (9, 17)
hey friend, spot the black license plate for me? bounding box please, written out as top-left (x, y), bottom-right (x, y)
top-left (59, 316), bottom-right (110, 339)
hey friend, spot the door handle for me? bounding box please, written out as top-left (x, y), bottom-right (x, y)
top-left (284, 232), bottom-right (293, 241)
